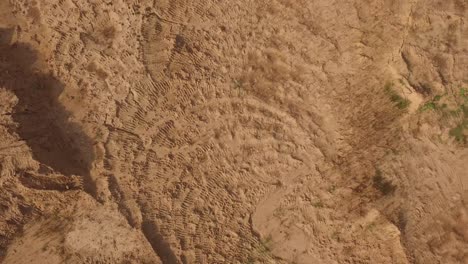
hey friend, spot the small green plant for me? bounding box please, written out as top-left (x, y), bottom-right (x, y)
top-left (419, 87), bottom-right (468, 143)
top-left (385, 83), bottom-right (410, 110)
top-left (233, 79), bottom-right (245, 92)
top-left (331, 231), bottom-right (340, 241)
top-left (460, 87), bottom-right (468, 98)
top-left (232, 79), bottom-right (246, 96)
top-left (373, 168), bottom-right (396, 195)
top-left (460, 88), bottom-right (468, 111)
top-left (421, 101), bottom-right (436, 111)
top-left (420, 94), bottom-right (445, 112)
top-left (448, 88), bottom-right (468, 143)
top-left (248, 235), bottom-right (274, 262)
top-left (449, 122), bottom-right (467, 143)
top-left (259, 235), bottom-right (273, 254)
top-left (366, 222), bottom-right (377, 231)
top-left (312, 200), bottom-right (324, 208)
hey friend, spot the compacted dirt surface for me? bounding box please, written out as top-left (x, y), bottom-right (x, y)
top-left (0, 0), bottom-right (467, 263)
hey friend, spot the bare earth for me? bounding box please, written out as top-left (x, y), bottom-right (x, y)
top-left (0, 0), bottom-right (467, 263)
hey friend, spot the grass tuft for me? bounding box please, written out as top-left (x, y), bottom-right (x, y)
top-left (419, 87), bottom-right (468, 144)
top-left (421, 94), bottom-right (445, 112)
top-left (385, 83), bottom-right (410, 110)
top-left (449, 122), bottom-right (467, 143)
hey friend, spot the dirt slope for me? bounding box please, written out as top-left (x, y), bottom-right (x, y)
top-left (0, 0), bottom-right (467, 263)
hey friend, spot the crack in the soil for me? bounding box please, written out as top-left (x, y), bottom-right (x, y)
top-left (141, 221), bottom-right (179, 264)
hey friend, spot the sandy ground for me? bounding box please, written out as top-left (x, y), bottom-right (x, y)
top-left (0, 0), bottom-right (467, 263)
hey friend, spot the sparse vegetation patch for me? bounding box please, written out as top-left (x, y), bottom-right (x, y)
top-left (419, 87), bottom-right (468, 143)
top-left (385, 82), bottom-right (410, 110)
top-left (373, 168), bottom-right (397, 195)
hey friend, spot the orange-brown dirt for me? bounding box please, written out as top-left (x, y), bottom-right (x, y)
top-left (0, 0), bottom-right (467, 263)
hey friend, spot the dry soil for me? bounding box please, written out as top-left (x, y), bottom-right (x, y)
top-left (0, 0), bottom-right (467, 263)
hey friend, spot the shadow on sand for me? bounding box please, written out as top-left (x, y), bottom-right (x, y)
top-left (0, 27), bottom-right (94, 183)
